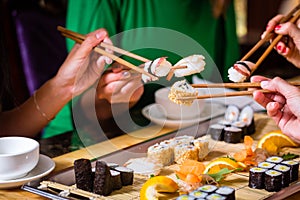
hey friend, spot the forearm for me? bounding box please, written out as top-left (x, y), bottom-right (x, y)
top-left (0, 77), bottom-right (73, 137)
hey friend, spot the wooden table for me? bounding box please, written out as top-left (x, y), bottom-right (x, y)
top-left (1, 112), bottom-right (300, 199)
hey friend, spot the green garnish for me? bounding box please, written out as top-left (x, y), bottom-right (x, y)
top-left (282, 153), bottom-right (299, 160)
top-left (207, 168), bottom-right (242, 182)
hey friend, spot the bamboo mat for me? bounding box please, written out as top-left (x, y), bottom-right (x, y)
top-left (91, 113), bottom-right (300, 200)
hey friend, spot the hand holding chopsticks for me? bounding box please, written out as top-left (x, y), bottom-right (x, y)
top-left (240, 3), bottom-right (300, 75)
top-left (57, 26), bottom-right (158, 81)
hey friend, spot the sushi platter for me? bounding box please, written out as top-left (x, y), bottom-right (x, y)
top-left (21, 112), bottom-right (300, 200)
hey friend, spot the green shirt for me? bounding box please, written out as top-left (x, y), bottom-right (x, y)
top-left (44, 0), bottom-right (240, 144)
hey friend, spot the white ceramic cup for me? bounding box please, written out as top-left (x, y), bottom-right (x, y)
top-left (0, 137), bottom-right (39, 180)
top-left (155, 87), bottom-right (205, 120)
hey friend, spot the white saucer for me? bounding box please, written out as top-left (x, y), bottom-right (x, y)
top-left (142, 102), bottom-right (226, 129)
top-left (0, 154), bottom-right (55, 189)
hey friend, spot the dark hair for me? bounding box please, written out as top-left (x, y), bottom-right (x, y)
top-left (0, 22), bottom-right (14, 109)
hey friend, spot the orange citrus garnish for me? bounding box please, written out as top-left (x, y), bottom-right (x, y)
top-left (140, 176), bottom-right (178, 200)
top-left (204, 157), bottom-right (239, 174)
top-left (257, 130), bottom-right (298, 155)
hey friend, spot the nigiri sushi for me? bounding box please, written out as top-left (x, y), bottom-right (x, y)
top-left (228, 61), bottom-right (255, 83)
top-left (174, 54), bottom-right (206, 77)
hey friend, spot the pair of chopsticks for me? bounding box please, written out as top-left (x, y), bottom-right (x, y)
top-left (57, 26), bottom-right (158, 81)
top-left (241, 3), bottom-right (300, 74)
top-left (176, 81), bottom-right (300, 100)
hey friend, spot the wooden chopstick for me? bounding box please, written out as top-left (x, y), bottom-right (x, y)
top-left (58, 26), bottom-right (150, 63)
top-left (60, 31), bottom-right (158, 81)
top-left (176, 89), bottom-right (272, 100)
top-left (191, 81), bottom-right (300, 89)
top-left (251, 9), bottom-right (300, 73)
top-left (241, 3), bottom-right (300, 62)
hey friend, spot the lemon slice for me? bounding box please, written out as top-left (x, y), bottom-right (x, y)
top-left (257, 130), bottom-right (298, 155)
top-left (140, 176), bottom-right (178, 200)
top-left (204, 157), bottom-right (239, 174)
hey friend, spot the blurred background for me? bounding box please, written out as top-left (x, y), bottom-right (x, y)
top-left (1, 0), bottom-right (300, 110)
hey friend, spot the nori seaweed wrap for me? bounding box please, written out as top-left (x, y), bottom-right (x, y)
top-left (74, 158), bottom-right (93, 192)
top-left (110, 170), bottom-right (122, 190)
top-left (114, 166), bottom-right (134, 186)
top-left (223, 127), bottom-right (242, 143)
top-left (93, 160), bottom-right (113, 196)
top-left (208, 124), bottom-right (225, 141)
top-left (264, 170), bottom-right (282, 192)
top-left (215, 186), bottom-right (235, 200)
top-left (249, 167), bottom-right (267, 189)
top-left (274, 164), bottom-right (291, 188)
top-left (281, 160), bottom-right (299, 182)
top-left (266, 156), bottom-right (283, 164)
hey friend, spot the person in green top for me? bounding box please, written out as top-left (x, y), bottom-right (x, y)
top-left (44, 0), bottom-right (240, 148)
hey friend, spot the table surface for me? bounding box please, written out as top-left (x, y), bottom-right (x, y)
top-left (1, 112), bottom-right (300, 199)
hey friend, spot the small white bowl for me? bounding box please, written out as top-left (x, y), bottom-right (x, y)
top-left (0, 137), bottom-right (39, 180)
top-left (155, 87), bottom-right (205, 120)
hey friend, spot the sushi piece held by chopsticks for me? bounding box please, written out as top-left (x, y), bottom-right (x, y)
top-left (228, 61), bottom-right (255, 83)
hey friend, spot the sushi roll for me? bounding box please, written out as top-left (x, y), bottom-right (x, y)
top-left (281, 160), bottom-right (299, 182)
top-left (264, 170), bottom-right (283, 192)
top-left (228, 61), bottom-right (255, 83)
top-left (266, 156), bottom-right (283, 164)
top-left (192, 138), bottom-right (209, 160)
top-left (107, 162), bottom-right (119, 169)
top-left (206, 193), bottom-right (226, 200)
top-left (173, 54), bottom-right (206, 77)
top-left (215, 186), bottom-right (235, 200)
top-left (167, 135), bottom-right (194, 146)
top-left (174, 143), bottom-right (199, 164)
top-left (274, 164), bottom-right (291, 188)
top-left (197, 184), bottom-right (218, 194)
top-left (93, 160), bottom-right (113, 196)
top-left (248, 167), bottom-right (267, 189)
top-left (168, 80), bottom-right (198, 105)
top-left (224, 105), bottom-right (240, 123)
top-left (239, 105), bottom-right (255, 135)
top-left (257, 161), bottom-right (275, 170)
top-left (207, 123), bottom-right (225, 141)
top-left (114, 166), bottom-right (134, 186)
top-left (74, 158), bottom-right (93, 192)
top-left (142, 57), bottom-right (171, 82)
top-left (176, 194), bottom-right (195, 200)
top-left (223, 126), bottom-right (242, 143)
top-left (231, 121), bottom-right (247, 137)
top-left (110, 170), bottom-right (123, 190)
top-left (189, 190), bottom-right (208, 198)
top-left (147, 143), bottom-right (174, 166)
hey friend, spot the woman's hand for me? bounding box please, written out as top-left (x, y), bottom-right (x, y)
top-left (96, 62), bottom-right (144, 105)
top-left (262, 14), bottom-right (300, 68)
top-left (54, 28), bottom-right (112, 97)
top-left (251, 75), bottom-right (300, 143)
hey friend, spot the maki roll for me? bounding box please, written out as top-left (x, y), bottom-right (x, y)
top-left (107, 162), bottom-right (119, 169)
top-left (174, 143), bottom-right (199, 164)
top-left (257, 161), bottom-right (275, 170)
top-left (147, 143), bottom-right (174, 166)
top-left (281, 160), bottom-right (299, 182)
top-left (207, 124), bottom-right (225, 141)
top-left (218, 119), bottom-right (232, 127)
top-left (266, 156), bottom-right (283, 164)
top-left (224, 105), bottom-right (240, 123)
top-left (215, 186), bottom-right (235, 200)
top-left (231, 121), bottom-right (247, 137)
top-left (114, 166), bottom-right (134, 186)
top-left (93, 160), bottom-right (113, 196)
top-left (239, 105), bottom-right (255, 135)
top-left (264, 170), bottom-right (283, 192)
top-left (206, 193), bottom-right (226, 200)
top-left (110, 170), bottom-right (123, 190)
top-left (223, 127), bottom-right (242, 143)
top-left (74, 158), bottom-right (93, 192)
top-left (274, 164), bottom-right (291, 188)
top-left (189, 190), bottom-right (208, 198)
top-left (198, 184), bottom-right (218, 194)
top-left (248, 167), bottom-right (267, 189)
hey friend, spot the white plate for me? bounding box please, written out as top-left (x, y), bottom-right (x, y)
top-left (142, 102), bottom-right (226, 129)
top-left (0, 154), bottom-right (55, 189)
